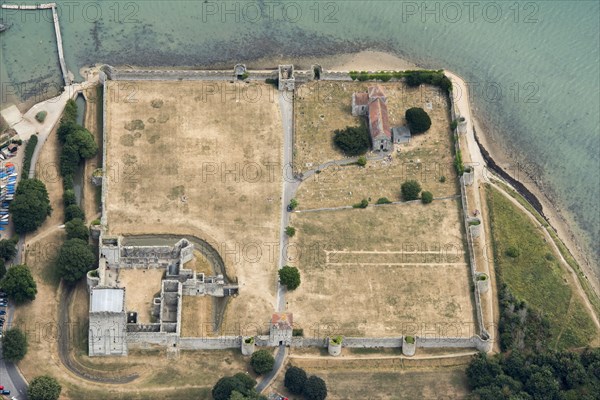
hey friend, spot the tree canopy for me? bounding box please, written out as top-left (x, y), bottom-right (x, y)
top-left (250, 349), bottom-right (275, 375)
top-left (65, 218), bottom-right (89, 241)
top-left (55, 238), bottom-right (95, 284)
top-left (63, 189), bottom-right (77, 207)
top-left (27, 375), bottom-right (62, 400)
top-left (285, 366), bottom-right (308, 394)
top-left (405, 107), bottom-right (432, 134)
top-left (64, 204), bottom-right (85, 223)
top-left (212, 373), bottom-right (260, 400)
top-left (9, 179), bottom-right (52, 234)
top-left (0, 235), bottom-right (19, 261)
top-left (2, 327), bottom-right (28, 362)
top-left (421, 191), bottom-right (433, 204)
top-left (466, 350), bottom-right (600, 400)
top-left (0, 264), bottom-right (37, 303)
top-left (62, 98), bottom-right (78, 124)
top-left (401, 180), bottom-right (422, 201)
top-left (58, 100), bottom-right (97, 181)
top-left (333, 124), bottom-right (370, 156)
top-left (279, 265), bottom-right (301, 290)
top-left (303, 375), bottom-right (328, 400)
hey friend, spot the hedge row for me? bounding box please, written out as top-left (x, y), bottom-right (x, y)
top-left (349, 69), bottom-right (452, 93)
top-left (22, 135), bottom-right (38, 177)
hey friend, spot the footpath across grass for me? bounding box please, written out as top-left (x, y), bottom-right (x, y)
top-left (486, 185), bottom-right (597, 349)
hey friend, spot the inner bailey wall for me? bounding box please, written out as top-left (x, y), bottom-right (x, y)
top-left (177, 336), bottom-right (241, 350)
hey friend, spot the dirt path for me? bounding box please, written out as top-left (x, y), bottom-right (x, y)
top-left (288, 351), bottom-right (477, 361)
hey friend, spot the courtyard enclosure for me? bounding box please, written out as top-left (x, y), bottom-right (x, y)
top-left (287, 202), bottom-right (475, 338)
top-left (102, 79), bottom-right (283, 335)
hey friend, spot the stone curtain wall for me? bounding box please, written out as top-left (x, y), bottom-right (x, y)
top-left (103, 66), bottom-right (277, 82)
top-left (448, 82), bottom-right (490, 344)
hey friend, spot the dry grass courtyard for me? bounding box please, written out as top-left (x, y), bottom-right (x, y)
top-left (104, 80), bottom-right (283, 332)
top-left (286, 199), bottom-right (474, 337)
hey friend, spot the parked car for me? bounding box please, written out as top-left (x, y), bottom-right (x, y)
top-left (0, 389), bottom-right (10, 395)
top-left (0, 385), bottom-right (4, 390)
top-left (0, 310), bottom-right (6, 315)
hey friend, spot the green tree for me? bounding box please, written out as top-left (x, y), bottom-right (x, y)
top-left (405, 107), bottom-right (432, 134)
top-left (60, 141), bottom-right (80, 177)
top-left (526, 368), bottom-right (561, 400)
top-left (401, 180), bottom-right (422, 201)
top-left (62, 99), bottom-right (78, 124)
top-left (356, 156), bottom-right (367, 166)
top-left (27, 375), bottom-right (62, 400)
top-left (0, 236), bottom-right (19, 261)
top-left (63, 189), bottom-right (77, 207)
top-left (211, 373), bottom-right (257, 400)
top-left (212, 376), bottom-right (245, 400)
top-left (9, 179), bottom-right (52, 234)
top-left (376, 197), bottom-right (392, 204)
top-left (55, 239), bottom-right (95, 284)
top-left (303, 375), bottom-right (328, 400)
top-left (250, 349), bottom-right (275, 375)
top-left (421, 191), bottom-right (433, 204)
top-left (279, 265), bottom-right (301, 290)
top-left (57, 119), bottom-right (78, 143)
top-left (2, 328), bottom-right (28, 362)
top-left (285, 366), bottom-right (307, 394)
top-left (0, 260), bottom-right (6, 280)
top-left (64, 204), bottom-right (85, 222)
top-left (285, 226), bottom-right (296, 237)
top-left (65, 218), bottom-right (89, 241)
top-left (466, 353), bottom-right (503, 389)
top-left (352, 198), bottom-right (369, 209)
top-left (289, 198), bottom-right (299, 210)
top-left (66, 128), bottom-right (98, 159)
top-left (0, 264), bottom-right (37, 303)
top-left (333, 124), bottom-right (370, 156)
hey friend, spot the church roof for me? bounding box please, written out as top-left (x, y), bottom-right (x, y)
top-left (368, 98), bottom-right (392, 140)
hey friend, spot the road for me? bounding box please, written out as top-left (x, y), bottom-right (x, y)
top-left (0, 297), bottom-right (28, 399)
top-left (256, 345), bottom-right (287, 393)
top-left (276, 91), bottom-right (297, 313)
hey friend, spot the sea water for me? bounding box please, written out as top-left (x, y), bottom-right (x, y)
top-left (0, 0), bottom-right (598, 270)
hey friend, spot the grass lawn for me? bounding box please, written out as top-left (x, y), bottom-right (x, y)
top-left (271, 364), bottom-right (470, 399)
top-left (486, 186), bottom-right (597, 349)
top-left (493, 180), bottom-right (600, 318)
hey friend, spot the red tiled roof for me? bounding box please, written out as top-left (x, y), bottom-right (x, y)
top-left (368, 98), bottom-right (392, 140)
top-left (353, 92), bottom-right (369, 106)
top-left (271, 313), bottom-right (293, 329)
top-left (368, 85), bottom-right (386, 99)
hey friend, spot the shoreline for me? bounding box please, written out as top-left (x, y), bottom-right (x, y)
top-left (3, 50), bottom-right (598, 302)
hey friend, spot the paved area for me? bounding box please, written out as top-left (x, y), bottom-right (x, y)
top-left (276, 92), bottom-right (296, 313)
top-left (0, 298), bottom-right (29, 399)
top-left (256, 345), bottom-right (287, 393)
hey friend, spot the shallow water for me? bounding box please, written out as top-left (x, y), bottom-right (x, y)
top-left (0, 0), bottom-right (598, 268)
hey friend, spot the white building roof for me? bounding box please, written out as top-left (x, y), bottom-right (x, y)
top-left (91, 288), bottom-right (124, 312)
